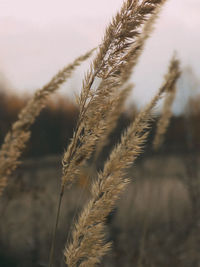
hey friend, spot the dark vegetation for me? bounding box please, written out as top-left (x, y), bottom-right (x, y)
top-left (0, 90), bottom-right (199, 158)
top-left (0, 91), bottom-right (79, 157)
top-left (0, 87), bottom-right (200, 267)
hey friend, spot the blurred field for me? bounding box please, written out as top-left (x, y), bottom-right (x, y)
top-left (0, 153), bottom-right (199, 267)
top-left (1, 85), bottom-right (200, 266)
top-left (1, 0), bottom-right (200, 263)
top-left (0, 90), bottom-right (200, 158)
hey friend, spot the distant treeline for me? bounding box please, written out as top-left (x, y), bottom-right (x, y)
top-left (0, 91), bottom-right (79, 157)
top-left (0, 91), bottom-right (199, 158)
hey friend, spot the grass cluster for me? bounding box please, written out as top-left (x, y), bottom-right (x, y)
top-left (0, 0), bottom-right (191, 266)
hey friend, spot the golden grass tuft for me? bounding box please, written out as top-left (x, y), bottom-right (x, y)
top-left (0, 1), bottom-right (186, 266)
top-left (62, 0), bottom-right (168, 189)
top-left (153, 57), bottom-right (181, 150)
top-left (48, 2), bottom-right (171, 266)
top-left (64, 55), bottom-right (181, 267)
top-left (0, 49), bottom-right (94, 197)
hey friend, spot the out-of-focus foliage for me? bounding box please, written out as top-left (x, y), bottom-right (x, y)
top-left (0, 89), bottom-right (200, 158)
top-left (0, 90), bottom-right (79, 157)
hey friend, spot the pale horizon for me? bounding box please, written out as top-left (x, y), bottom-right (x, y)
top-left (0, 0), bottom-right (200, 111)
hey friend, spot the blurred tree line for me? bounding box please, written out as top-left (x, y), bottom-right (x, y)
top-left (0, 91), bottom-right (78, 157)
top-left (0, 90), bottom-right (199, 158)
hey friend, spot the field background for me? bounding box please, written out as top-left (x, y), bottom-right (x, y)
top-left (0, 153), bottom-right (199, 267)
top-left (0, 90), bottom-right (200, 267)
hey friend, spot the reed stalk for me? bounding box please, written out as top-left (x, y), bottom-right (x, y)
top-left (64, 56), bottom-right (181, 267)
top-left (0, 49), bottom-right (94, 196)
top-left (153, 55), bottom-right (181, 150)
top-left (62, 0), bottom-right (168, 189)
top-left (153, 84), bottom-right (178, 150)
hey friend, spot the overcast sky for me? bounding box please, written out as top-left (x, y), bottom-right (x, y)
top-left (0, 0), bottom-right (200, 109)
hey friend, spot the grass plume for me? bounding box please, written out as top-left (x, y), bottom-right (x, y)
top-left (47, 2), bottom-right (169, 266)
top-left (93, 84), bottom-right (133, 163)
top-left (62, 0), bottom-right (168, 189)
top-left (153, 57), bottom-right (181, 150)
top-left (0, 49), bottom-right (94, 197)
top-left (64, 55), bottom-right (180, 267)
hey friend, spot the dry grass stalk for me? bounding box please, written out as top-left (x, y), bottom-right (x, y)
top-left (0, 49), bottom-right (94, 197)
top-left (153, 59), bottom-right (181, 150)
top-left (93, 84), bottom-right (133, 163)
top-left (112, 0), bottom-right (167, 83)
top-left (64, 56), bottom-right (180, 267)
top-left (153, 85), bottom-right (177, 150)
top-left (51, 1), bottom-right (169, 264)
top-left (92, 3), bottom-right (166, 166)
top-left (62, 0), bottom-right (168, 188)
top-left (75, 85), bottom-right (133, 191)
